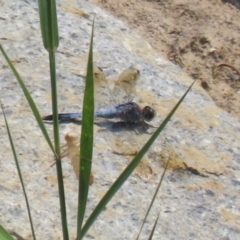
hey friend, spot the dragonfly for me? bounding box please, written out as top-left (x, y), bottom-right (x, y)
top-left (43, 65), bottom-right (156, 182)
top-left (42, 66), bottom-right (155, 128)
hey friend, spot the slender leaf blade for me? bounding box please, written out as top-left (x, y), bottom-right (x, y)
top-left (48, 50), bottom-right (69, 240)
top-left (38, 1), bottom-right (68, 238)
top-left (1, 102), bottom-right (36, 240)
top-left (148, 213), bottom-right (160, 240)
top-left (0, 44), bottom-right (57, 157)
top-left (0, 225), bottom-right (15, 240)
top-left (136, 158), bottom-right (170, 240)
top-left (77, 17), bottom-right (95, 239)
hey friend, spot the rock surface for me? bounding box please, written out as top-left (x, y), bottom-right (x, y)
top-left (0, 0), bottom-right (239, 239)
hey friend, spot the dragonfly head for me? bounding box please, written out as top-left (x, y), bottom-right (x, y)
top-left (142, 106), bottom-right (155, 122)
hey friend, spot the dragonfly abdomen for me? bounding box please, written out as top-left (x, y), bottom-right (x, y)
top-left (42, 113), bottom-right (82, 121)
top-left (42, 109), bottom-right (118, 121)
top-left (42, 102), bottom-right (143, 123)
top-left (95, 107), bottom-right (119, 119)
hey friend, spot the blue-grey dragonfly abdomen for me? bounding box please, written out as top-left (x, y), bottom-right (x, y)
top-left (42, 112), bottom-right (82, 121)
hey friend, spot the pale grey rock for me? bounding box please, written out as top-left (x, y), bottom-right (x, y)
top-left (0, 0), bottom-right (240, 240)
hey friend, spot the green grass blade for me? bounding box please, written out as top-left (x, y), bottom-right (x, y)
top-left (38, 1), bottom-right (68, 238)
top-left (1, 102), bottom-right (36, 240)
top-left (0, 44), bottom-right (56, 157)
top-left (77, 17), bottom-right (95, 239)
top-left (136, 158), bottom-right (170, 240)
top-left (0, 225), bottom-right (15, 240)
top-left (148, 213), bottom-right (160, 240)
top-left (80, 80), bottom-right (196, 238)
top-left (49, 50), bottom-right (69, 240)
top-left (38, 0), bottom-right (59, 51)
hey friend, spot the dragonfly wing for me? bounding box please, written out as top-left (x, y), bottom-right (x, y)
top-left (93, 65), bottom-right (140, 110)
top-left (112, 67), bottom-right (140, 103)
top-left (93, 64), bottom-right (113, 109)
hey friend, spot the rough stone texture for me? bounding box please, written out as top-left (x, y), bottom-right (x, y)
top-left (0, 0), bottom-right (239, 239)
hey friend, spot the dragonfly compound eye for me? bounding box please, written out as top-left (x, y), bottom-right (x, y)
top-left (142, 106), bottom-right (155, 122)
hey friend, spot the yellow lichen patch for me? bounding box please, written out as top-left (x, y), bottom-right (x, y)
top-left (176, 71), bottom-right (206, 91)
top-left (155, 147), bottom-right (229, 178)
top-left (120, 33), bottom-right (155, 63)
top-left (110, 136), bottom-right (154, 180)
top-left (62, 0), bottom-right (89, 18)
top-left (93, 125), bottom-right (101, 135)
top-left (199, 180), bottom-right (225, 194)
top-left (182, 145), bottom-right (228, 175)
top-left (70, 55), bottom-right (88, 70)
top-left (220, 208), bottom-right (240, 232)
top-left (111, 137), bottom-right (138, 156)
top-left (44, 94), bottom-right (52, 103)
top-left (163, 148), bottom-right (186, 170)
top-left (137, 76), bottom-right (221, 131)
top-left (138, 89), bottom-right (208, 131)
top-left (136, 88), bottom-right (157, 104)
top-left (137, 89), bottom-right (171, 116)
top-left (185, 185), bottom-right (199, 192)
top-left (204, 105), bottom-right (222, 125)
top-left (219, 127), bottom-right (240, 147)
top-left (69, 58), bottom-right (89, 78)
top-left (70, 67), bottom-right (84, 77)
top-left (186, 180), bottom-right (225, 194)
top-left (44, 175), bottom-right (58, 185)
top-left (175, 105), bottom-right (219, 130)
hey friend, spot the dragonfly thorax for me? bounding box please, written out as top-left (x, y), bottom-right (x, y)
top-left (116, 102), bottom-right (142, 123)
top-left (116, 102), bottom-right (155, 124)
